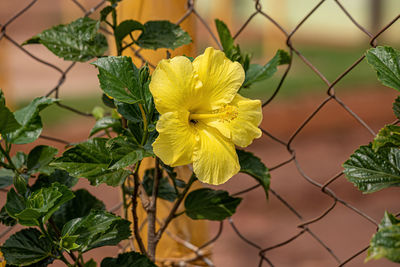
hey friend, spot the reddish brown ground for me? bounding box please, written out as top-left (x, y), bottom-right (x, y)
top-left (1, 87), bottom-right (400, 267)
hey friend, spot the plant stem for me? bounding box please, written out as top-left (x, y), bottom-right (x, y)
top-left (131, 162), bottom-right (147, 255)
top-left (147, 158), bottom-right (161, 261)
top-left (0, 143), bottom-right (17, 171)
top-left (154, 174), bottom-right (197, 245)
top-left (138, 103), bottom-right (149, 146)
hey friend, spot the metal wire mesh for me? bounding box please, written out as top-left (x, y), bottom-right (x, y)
top-left (0, 0), bottom-right (399, 266)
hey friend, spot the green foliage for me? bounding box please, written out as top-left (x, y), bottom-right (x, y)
top-left (115, 20), bottom-right (144, 46)
top-left (366, 212), bottom-right (400, 263)
top-left (393, 96), bottom-right (400, 120)
top-left (343, 145), bottom-right (400, 193)
top-left (237, 149), bottom-right (270, 200)
top-left (5, 183), bottom-right (74, 226)
top-left (51, 188), bottom-right (105, 231)
top-left (24, 17), bottom-right (108, 62)
top-left (92, 56), bottom-right (142, 104)
top-left (30, 169), bottom-right (78, 191)
top-left (0, 89), bottom-right (21, 135)
top-left (27, 145), bottom-right (58, 175)
top-left (243, 50), bottom-right (290, 88)
top-left (142, 168), bottom-right (177, 202)
top-left (6, 97), bottom-right (58, 144)
top-left (52, 138), bottom-right (130, 186)
top-left (1, 228), bottom-right (54, 266)
top-left (185, 188), bottom-right (242, 221)
top-left (0, 167), bottom-right (14, 189)
top-left (372, 125), bottom-right (400, 152)
top-left (0, 205), bottom-right (17, 226)
top-left (215, 19), bottom-right (250, 71)
top-left (101, 252), bottom-right (157, 267)
top-left (136, 21), bottom-right (191, 50)
top-left (89, 117), bottom-right (122, 137)
top-left (366, 46), bottom-right (400, 91)
top-left (60, 210), bottom-right (131, 252)
top-left (107, 136), bottom-right (154, 169)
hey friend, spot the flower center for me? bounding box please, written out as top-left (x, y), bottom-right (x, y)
top-left (189, 105), bottom-right (238, 123)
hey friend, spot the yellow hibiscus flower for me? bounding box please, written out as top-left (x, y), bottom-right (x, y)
top-left (150, 47), bottom-right (262, 185)
top-left (0, 250), bottom-right (5, 267)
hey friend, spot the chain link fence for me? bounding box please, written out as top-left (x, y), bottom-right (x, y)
top-left (1, 0), bottom-right (399, 266)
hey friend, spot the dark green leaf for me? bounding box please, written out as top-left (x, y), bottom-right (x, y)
top-left (185, 188), bottom-right (242, 221)
top-left (372, 125), bottom-right (400, 152)
top-left (30, 169), bottom-right (78, 191)
top-left (100, 6), bottom-right (113, 22)
top-left (51, 189), bottom-right (105, 231)
top-left (343, 145), bottom-right (400, 193)
top-left (52, 138), bottom-right (130, 186)
top-left (393, 96), bottom-right (400, 120)
top-left (6, 97), bottom-right (57, 144)
top-left (27, 145), bottom-right (58, 175)
top-left (92, 56), bottom-right (141, 104)
top-left (142, 168), bottom-right (177, 202)
top-left (0, 205), bottom-right (17, 226)
top-left (101, 252), bottom-right (157, 267)
top-left (237, 149), bottom-right (270, 200)
top-left (102, 93), bottom-right (116, 108)
top-left (1, 228), bottom-right (53, 266)
top-left (115, 102), bottom-right (142, 123)
top-left (115, 20), bottom-right (144, 45)
top-left (24, 17), bottom-right (108, 62)
top-left (107, 136), bottom-right (153, 170)
top-left (215, 19), bottom-right (234, 53)
top-left (0, 90), bottom-right (21, 135)
top-left (243, 50), bottom-right (290, 87)
top-left (0, 168), bottom-right (14, 188)
top-left (84, 259), bottom-right (97, 267)
top-left (367, 212), bottom-right (400, 263)
top-left (366, 46), bottom-right (400, 91)
top-left (61, 210), bottom-right (131, 252)
top-left (6, 183), bottom-right (74, 226)
top-left (89, 117), bottom-right (122, 137)
top-left (136, 21), bottom-right (191, 50)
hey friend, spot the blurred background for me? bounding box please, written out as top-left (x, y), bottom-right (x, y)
top-left (1, 0), bottom-right (400, 266)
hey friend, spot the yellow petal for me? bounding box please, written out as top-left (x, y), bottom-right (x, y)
top-left (192, 47), bottom-right (245, 111)
top-left (204, 94), bottom-right (262, 147)
top-left (192, 124), bottom-right (239, 185)
top-left (153, 111), bottom-right (197, 166)
top-left (149, 56), bottom-right (202, 114)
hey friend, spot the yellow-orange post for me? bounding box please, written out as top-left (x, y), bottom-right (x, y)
top-left (117, 1), bottom-right (210, 266)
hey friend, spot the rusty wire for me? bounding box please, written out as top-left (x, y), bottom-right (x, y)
top-left (0, 0), bottom-right (399, 266)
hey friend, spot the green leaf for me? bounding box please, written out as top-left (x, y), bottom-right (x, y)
top-left (237, 149), bottom-right (270, 200)
top-left (393, 96), bottom-right (400, 120)
top-left (24, 17), bottom-right (108, 62)
top-left (27, 145), bottom-right (58, 175)
top-left (184, 188), bottom-right (242, 221)
top-left (136, 21), bottom-right (191, 50)
top-left (1, 228), bottom-right (53, 266)
top-left (107, 137), bottom-right (153, 170)
top-left (51, 189), bottom-right (105, 231)
top-left (366, 46), bottom-right (400, 91)
top-left (52, 138), bottom-right (130, 186)
top-left (372, 125), bottom-right (400, 152)
top-left (101, 252), bottom-right (157, 267)
top-left (243, 49), bottom-right (290, 87)
top-left (115, 20), bottom-right (144, 45)
top-left (366, 212), bottom-right (400, 263)
top-left (85, 259), bottom-right (97, 267)
top-left (5, 183), bottom-right (74, 226)
top-left (0, 167), bottom-right (14, 188)
top-left (61, 210), bottom-right (131, 252)
top-left (92, 56), bottom-right (142, 104)
top-left (343, 145), bottom-right (400, 193)
top-left (89, 117), bottom-right (122, 137)
top-left (0, 90), bottom-right (21, 135)
top-left (6, 97), bottom-right (58, 144)
top-left (0, 205), bottom-right (17, 226)
top-left (30, 169), bottom-right (78, 191)
top-left (100, 6), bottom-right (113, 22)
top-left (215, 19), bottom-right (234, 53)
top-left (142, 168), bottom-right (177, 202)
